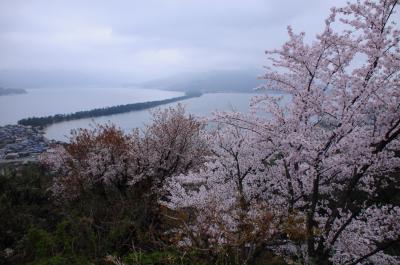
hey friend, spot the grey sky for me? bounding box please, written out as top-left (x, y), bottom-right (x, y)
top-left (0, 0), bottom-right (348, 82)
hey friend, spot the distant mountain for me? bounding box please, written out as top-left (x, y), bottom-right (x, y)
top-left (0, 69), bottom-right (119, 89)
top-left (0, 87), bottom-right (27, 96)
top-left (0, 69), bottom-right (266, 92)
top-left (138, 70), bottom-right (264, 93)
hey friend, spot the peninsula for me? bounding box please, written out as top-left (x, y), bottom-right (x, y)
top-left (18, 91), bottom-right (202, 127)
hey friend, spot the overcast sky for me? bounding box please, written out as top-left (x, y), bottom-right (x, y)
top-left (0, 0), bottom-right (348, 82)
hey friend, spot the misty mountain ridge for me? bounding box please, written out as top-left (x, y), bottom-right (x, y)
top-left (136, 69), bottom-right (264, 93)
top-left (0, 69), bottom-right (122, 89)
top-left (0, 69), bottom-right (265, 93)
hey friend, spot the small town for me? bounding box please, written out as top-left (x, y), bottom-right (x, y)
top-left (0, 124), bottom-right (51, 162)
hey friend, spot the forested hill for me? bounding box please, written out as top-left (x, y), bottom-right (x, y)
top-left (18, 91), bottom-right (201, 127)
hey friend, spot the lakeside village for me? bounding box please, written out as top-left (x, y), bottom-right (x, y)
top-left (0, 124), bottom-right (60, 164)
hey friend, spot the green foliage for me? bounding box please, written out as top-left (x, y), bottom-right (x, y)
top-left (27, 256), bottom-right (69, 265)
top-left (24, 226), bottom-right (91, 265)
top-left (0, 163), bottom-right (56, 264)
top-left (26, 228), bottom-right (55, 258)
top-left (123, 250), bottom-right (184, 265)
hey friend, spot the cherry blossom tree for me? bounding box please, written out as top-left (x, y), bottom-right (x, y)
top-left (136, 104), bottom-right (210, 237)
top-left (42, 104), bottom-right (210, 250)
top-left (163, 125), bottom-right (278, 264)
top-left (164, 0), bottom-right (400, 264)
top-left (142, 104), bottom-right (209, 193)
top-left (42, 124), bottom-right (143, 200)
top-left (42, 104), bottom-right (209, 201)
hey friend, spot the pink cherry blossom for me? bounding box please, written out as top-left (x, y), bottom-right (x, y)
top-left (164, 1), bottom-right (400, 264)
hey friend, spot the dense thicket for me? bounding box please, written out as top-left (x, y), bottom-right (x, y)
top-left (0, 163), bottom-right (197, 265)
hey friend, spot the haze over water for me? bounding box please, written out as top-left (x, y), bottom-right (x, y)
top-left (0, 87), bottom-right (182, 125)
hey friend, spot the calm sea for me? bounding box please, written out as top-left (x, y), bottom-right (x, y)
top-left (0, 87), bottom-right (289, 142)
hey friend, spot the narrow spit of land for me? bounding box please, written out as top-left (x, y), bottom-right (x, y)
top-left (18, 91), bottom-right (202, 127)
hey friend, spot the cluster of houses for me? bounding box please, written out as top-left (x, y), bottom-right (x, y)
top-left (0, 124), bottom-right (50, 161)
